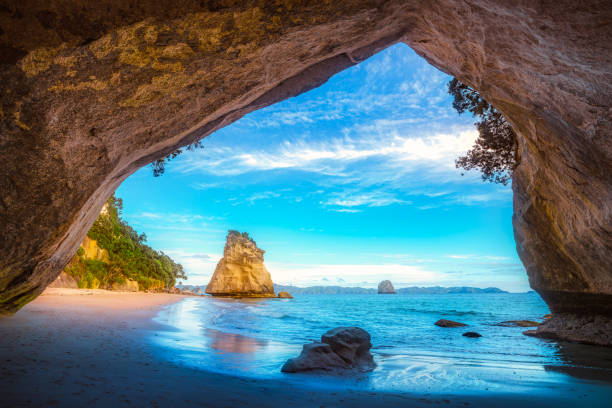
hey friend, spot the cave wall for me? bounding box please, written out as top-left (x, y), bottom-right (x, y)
top-left (0, 0), bottom-right (610, 328)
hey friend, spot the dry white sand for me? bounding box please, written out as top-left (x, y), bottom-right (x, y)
top-left (0, 289), bottom-right (608, 407)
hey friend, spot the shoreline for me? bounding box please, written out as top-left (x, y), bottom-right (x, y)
top-left (0, 289), bottom-right (610, 407)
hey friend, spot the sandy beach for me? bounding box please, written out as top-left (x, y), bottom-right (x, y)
top-left (0, 289), bottom-right (609, 408)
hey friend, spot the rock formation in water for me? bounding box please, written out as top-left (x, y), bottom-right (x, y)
top-left (205, 231), bottom-right (275, 297)
top-left (282, 327), bottom-right (375, 373)
top-left (435, 319), bottom-right (467, 328)
top-left (277, 291), bottom-right (293, 299)
top-left (0, 1), bottom-right (610, 345)
top-left (377, 280), bottom-right (396, 294)
top-left (462, 332), bottom-right (482, 338)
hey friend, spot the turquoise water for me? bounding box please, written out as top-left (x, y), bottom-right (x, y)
top-left (152, 293), bottom-right (612, 395)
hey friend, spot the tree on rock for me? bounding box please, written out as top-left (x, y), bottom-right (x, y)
top-left (448, 78), bottom-right (518, 185)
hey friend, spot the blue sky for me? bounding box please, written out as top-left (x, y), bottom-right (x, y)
top-left (116, 43), bottom-right (529, 292)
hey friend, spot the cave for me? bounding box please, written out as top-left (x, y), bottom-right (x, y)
top-left (0, 1), bottom-right (610, 345)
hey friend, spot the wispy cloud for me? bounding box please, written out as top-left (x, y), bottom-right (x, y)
top-left (126, 211), bottom-right (225, 234)
top-left (246, 191), bottom-right (281, 204)
top-left (322, 190), bottom-right (410, 211)
top-left (330, 208), bottom-right (362, 213)
top-left (181, 128), bottom-right (476, 174)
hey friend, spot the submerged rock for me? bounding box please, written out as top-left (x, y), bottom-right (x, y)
top-left (496, 320), bottom-right (540, 327)
top-left (462, 332), bottom-right (482, 338)
top-left (277, 291), bottom-right (293, 299)
top-left (377, 280), bottom-right (396, 294)
top-left (435, 319), bottom-right (467, 328)
top-left (205, 231), bottom-right (275, 298)
top-left (282, 327), bottom-right (375, 373)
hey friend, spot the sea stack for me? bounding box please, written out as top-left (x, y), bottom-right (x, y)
top-left (205, 230), bottom-right (276, 297)
top-left (378, 280), bottom-right (396, 294)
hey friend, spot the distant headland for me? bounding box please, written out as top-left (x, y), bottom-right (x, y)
top-left (273, 285), bottom-right (508, 295)
top-left (176, 283), bottom-right (508, 295)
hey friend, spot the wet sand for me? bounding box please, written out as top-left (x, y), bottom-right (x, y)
top-left (0, 289), bottom-right (608, 407)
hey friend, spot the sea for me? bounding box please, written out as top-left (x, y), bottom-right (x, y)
top-left (151, 293), bottom-right (612, 398)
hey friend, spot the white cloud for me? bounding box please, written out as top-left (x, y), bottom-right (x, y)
top-left (322, 191), bottom-right (410, 210)
top-left (177, 129), bottom-right (477, 180)
top-left (246, 191), bottom-right (281, 204)
top-left (446, 254), bottom-right (473, 259)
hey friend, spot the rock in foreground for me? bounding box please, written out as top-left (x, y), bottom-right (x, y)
top-left (206, 231), bottom-right (275, 298)
top-left (282, 327), bottom-right (375, 373)
top-left (435, 319), bottom-right (467, 328)
top-left (377, 280), bottom-right (396, 294)
top-left (277, 291), bottom-right (293, 299)
top-left (463, 332), bottom-right (482, 338)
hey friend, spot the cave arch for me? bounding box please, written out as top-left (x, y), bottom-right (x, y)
top-left (0, 1), bottom-right (610, 342)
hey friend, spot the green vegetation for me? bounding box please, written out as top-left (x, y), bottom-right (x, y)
top-left (448, 78), bottom-right (518, 185)
top-left (228, 229), bottom-right (257, 246)
top-left (151, 141), bottom-right (203, 176)
top-left (65, 195), bottom-right (186, 290)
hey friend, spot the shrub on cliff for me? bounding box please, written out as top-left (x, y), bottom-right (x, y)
top-left (448, 78), bottom-right (518, 185)
top-left (66, 195), bottom-right (186, 290)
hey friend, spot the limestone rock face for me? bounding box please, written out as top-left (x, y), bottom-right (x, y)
top-left (205, 231), bottom-right (275, 297)
top-left (47, 272), bottom-right (78, 289)
top-left (0, 2), bottom-right (610, 344)
top-left (377, 280), bottom-right (396, 294)
top-left (110, 279), bottom-right (139, 292)
top-left (282, 327), bottom-right (375, 373)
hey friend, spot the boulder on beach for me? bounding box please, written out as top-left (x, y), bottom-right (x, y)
top-left (205, 231), bottom-right (276, 298)
top-left (496, 320), bottom-right (540, 327)
top-left (277, 291), bottom-right (293, 299)
top-left (281, 342), bottom-right (349, 372)
top-left (377, 280), bottom-right (396, 294)
top-left (435, 319), bottom-right (467, 328)
top-left (282, 327), bottom-right (376, 373)
top-left (462, 332), bottom-right (482, 338)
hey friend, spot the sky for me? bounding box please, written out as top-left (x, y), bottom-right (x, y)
top-left (116, 43), bottom-right (529, 292)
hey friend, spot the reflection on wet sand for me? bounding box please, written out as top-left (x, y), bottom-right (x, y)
top-left (207, 328), bottom-right (267, 354)
top-left (545, 341), bottom-right (612, 382)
